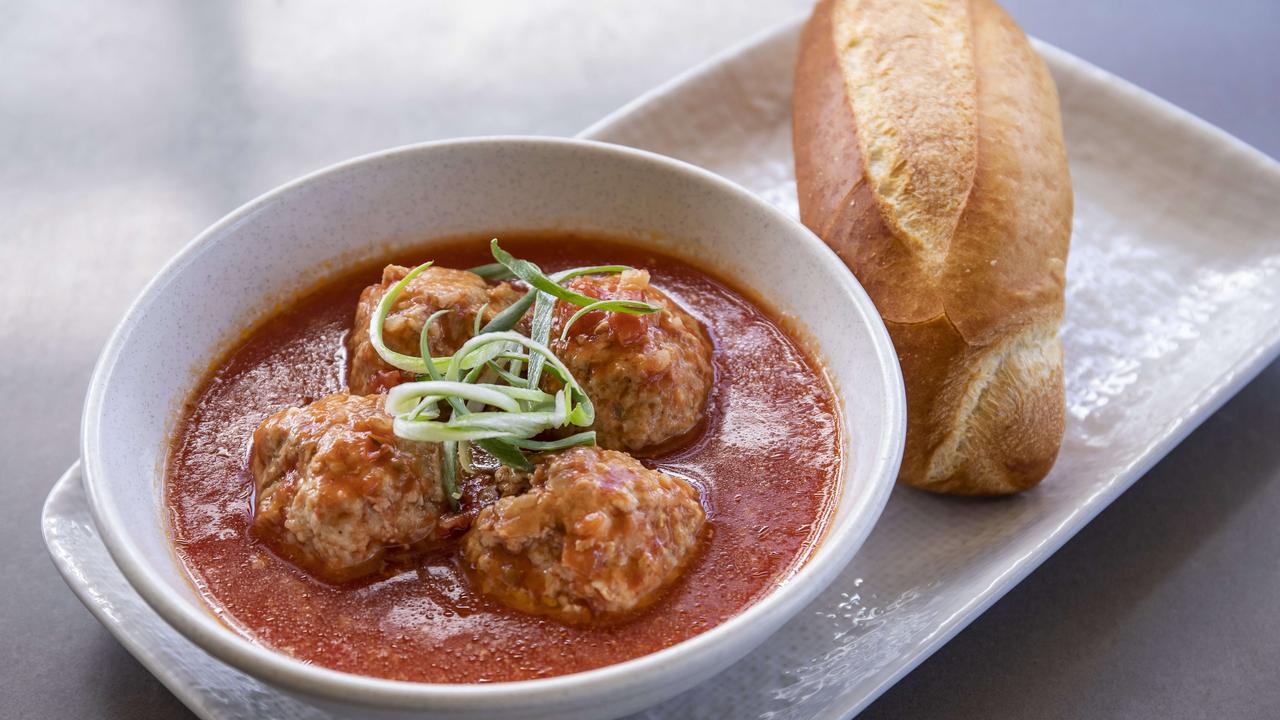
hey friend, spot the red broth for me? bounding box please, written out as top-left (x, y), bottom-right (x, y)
top-left (166, 234), bottom-right (842, 682)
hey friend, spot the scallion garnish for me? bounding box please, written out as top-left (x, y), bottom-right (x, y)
top-left (441, 441), bottom-right (460, 503)
top-left (368, 241), bottom-right (663, 507)
top-left (474, 438), bottom-right (534, 471)
top-left (506, 432), bottom-right (598, 451)
top-left (486, 360), bottom-right (525, 386)
top-left (486, 240), bottom-right (659, 388)
top-left (479, 289), bottom-right (535, 334)
top-left (472, 302), bottom-right (489, 336)
top-left (526, 290), bottom-right (556, 390)
top-left (369, 262), bottom-right (451, 376)
top-left (417, 308), bottom-right (450, 381)
top-left (467, 262), bottom-right (515, 281)
top-left (559, 299), bottom-right (658, 342)
top-left (489, 241), bottom-right (658, 316)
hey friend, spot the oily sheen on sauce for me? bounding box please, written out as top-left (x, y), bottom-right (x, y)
top-left (166, 235), bottom-right (842, 683)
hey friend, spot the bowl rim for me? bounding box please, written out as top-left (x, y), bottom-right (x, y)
top-left (81, 135), bottom-right (904, 709)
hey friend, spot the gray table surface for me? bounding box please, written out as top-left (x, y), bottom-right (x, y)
top-left (4, 1), bottom-right (1278, 718)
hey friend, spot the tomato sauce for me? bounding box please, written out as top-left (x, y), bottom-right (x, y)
top-left (166, 234), bottom-right (842, 682)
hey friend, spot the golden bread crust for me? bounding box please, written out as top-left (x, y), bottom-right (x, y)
top-left (794, 0), bottom-right (1072, 495)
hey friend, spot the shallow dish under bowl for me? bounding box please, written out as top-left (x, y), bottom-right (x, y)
top-left (79, 137), bottom-right (905, 719)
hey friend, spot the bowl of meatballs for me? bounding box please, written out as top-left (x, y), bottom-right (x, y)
top-left (81, 137), bottom-right (905, 719)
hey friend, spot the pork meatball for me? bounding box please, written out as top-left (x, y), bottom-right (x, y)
top-left (461, 446), bottom-right (705, 622)
top-left (550, 269), bottom-right (713, 452)
top-left (250, 393), bottom-right (446, 582)
top-left (348, 264), bottom-right (523, 394)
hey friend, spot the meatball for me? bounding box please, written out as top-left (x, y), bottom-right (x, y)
top-left (461, 446), bottom-right (706, 623)
top-left (250, 393), bottom-right (446, 582)
top-left (550, 269), bottom-right (713, 452)
top-left (348, 264), bottom-right (523, 394)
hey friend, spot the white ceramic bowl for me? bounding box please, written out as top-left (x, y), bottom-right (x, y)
top-left (81, 137), bottom-right (904, 720)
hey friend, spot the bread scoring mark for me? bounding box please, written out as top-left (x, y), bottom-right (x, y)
top-left (923, 320), bottom-right (1061, 489)
top-left (832, 0), bottom-right (978, 277)
top-left (817, 172), bottom-right (868, 243)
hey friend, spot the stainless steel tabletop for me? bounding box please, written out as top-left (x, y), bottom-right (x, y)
top-left (4, 2), bottom-right (1277, 718)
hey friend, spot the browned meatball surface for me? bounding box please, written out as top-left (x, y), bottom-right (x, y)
top-left (348, 264), bottom-right (522, 394)
top-left (550, 269), bottom-right (713, 452)
top-left (250, 393), bottom-right (446, 582)
top-left (461, 446), bottom-right (706, 623)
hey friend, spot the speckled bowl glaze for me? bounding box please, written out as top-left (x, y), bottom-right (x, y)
top-left (80, 137), bottom-right (904, 720)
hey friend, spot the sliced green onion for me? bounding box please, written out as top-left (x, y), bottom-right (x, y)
top-left (475, 438), bottom-right (534, 471)
top-left (486, 360), bottom-right (525, 386)
top-left (457, 339), bottom-right (511, 372)
top-left (390, 332), bottom-right (595, 443)
top-left (479, 289), bottom-right (535, 334)
top-left (444, 332), bottom-right (593, 424)
top-left (457, 439), bottom-right (475, 475)
top-left (488, 241), bottom-right (661, 389)
top-left (418, 309), bottom-right (451, 382)
top-left (481, 384), bottom-right (554, 404)
top-left (468, 262), bottom-right (515, 281)
top-left (559, 299), bottom-right (659, 342)
top-left (443, 332), bottom-right (561, 382)
top-left (448, 410), bottom-right (566, 434)
top-left (369, 262), bottom-right (451, 375)
top-left (385, 381), bottom-right (522, 415)
top-left (394, 410), bottom-right (565, 442)
top-left (492, 241), bottom-right (660, 314)
top-left (371, 247), bottom-right (623, 488)
top-left (526, 290), bottom-right (555, 390)
top-left (424, 307), bottom-right (473, 483)
top-left (506, 432), bottom-right (597, 451)
top-left (407, 395), bottom-right (442, 421)
top-left (490, 240), bottom-right (600, 307)
top-left (553, 265), bottom-right (636, 281)
top-left (386, 381), bottom-right (552, 418)
top-left (441, 441), bottom-right (459, 509)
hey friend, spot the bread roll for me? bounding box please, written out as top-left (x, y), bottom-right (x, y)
top-left (792, 0), bottom-right (1072, 495)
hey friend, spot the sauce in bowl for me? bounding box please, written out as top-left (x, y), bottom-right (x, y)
top-left (166, 234), bottom-right (842, 682)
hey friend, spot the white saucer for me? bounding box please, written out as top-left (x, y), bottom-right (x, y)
top-left (45, 17), bottom-right (1280, 720)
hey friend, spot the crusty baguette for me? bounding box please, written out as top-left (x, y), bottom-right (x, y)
top-left (793, 0), bottom-right (1072, 495)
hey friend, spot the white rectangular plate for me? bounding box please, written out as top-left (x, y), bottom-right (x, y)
top-left (44, 18), bottom-right (1280, 720)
